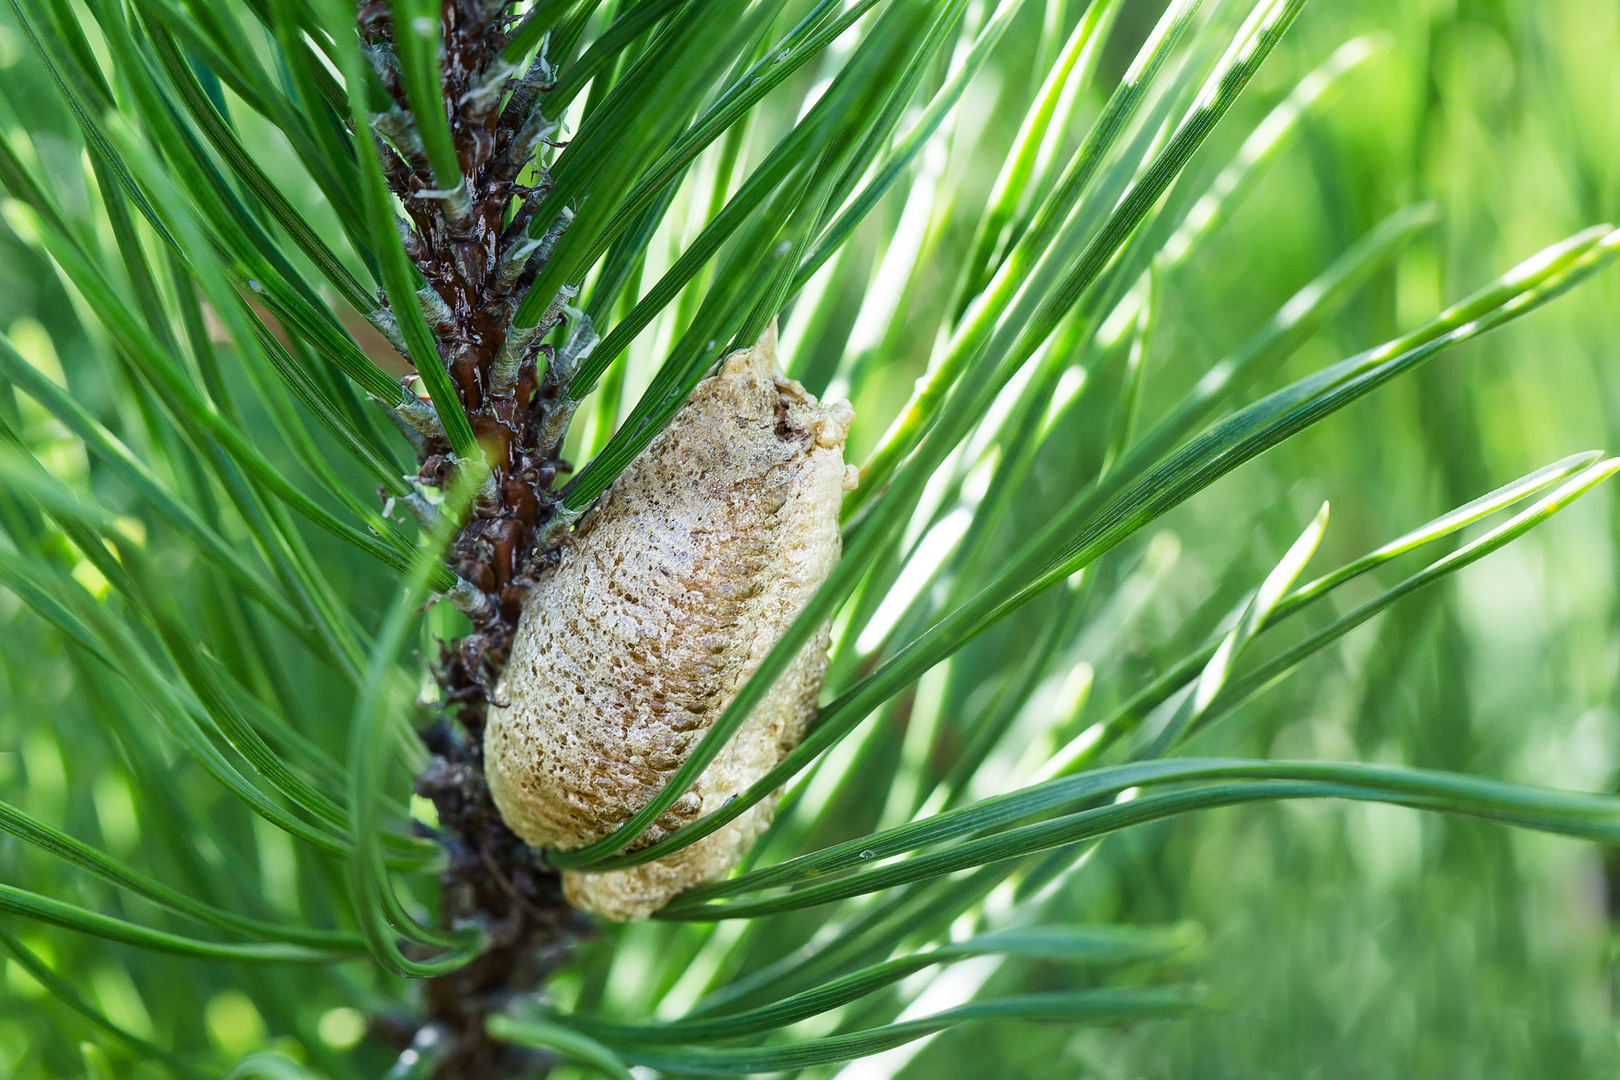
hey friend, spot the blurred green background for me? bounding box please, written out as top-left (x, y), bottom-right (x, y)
top-left (3, 0), bottom-right (1620, 1077)
top-left (889, 1), bottom-right (1620, 1077)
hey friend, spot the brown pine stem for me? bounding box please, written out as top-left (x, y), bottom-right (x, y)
top-left (358, 0), bottom-right (586, 1074)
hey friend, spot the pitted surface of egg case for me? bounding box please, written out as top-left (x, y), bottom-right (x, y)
top-left (484, 326), bottom-right (857, 920)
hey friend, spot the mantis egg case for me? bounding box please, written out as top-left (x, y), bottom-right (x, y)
top-left (484, 326), bottom-right (857, 920)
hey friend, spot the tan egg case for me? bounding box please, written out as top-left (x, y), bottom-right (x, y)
top-left (484, 325), bottom-right (857, 919)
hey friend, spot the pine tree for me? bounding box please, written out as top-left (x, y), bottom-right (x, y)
top-left (0, 0), bottom-right (1617, 1077)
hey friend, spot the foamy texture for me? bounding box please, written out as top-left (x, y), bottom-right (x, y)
top-left (484, 326), bottom-right (856, 920)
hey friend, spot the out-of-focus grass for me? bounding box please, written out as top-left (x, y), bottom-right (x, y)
top-left (873, 2), bottom-right (1620, 1077)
